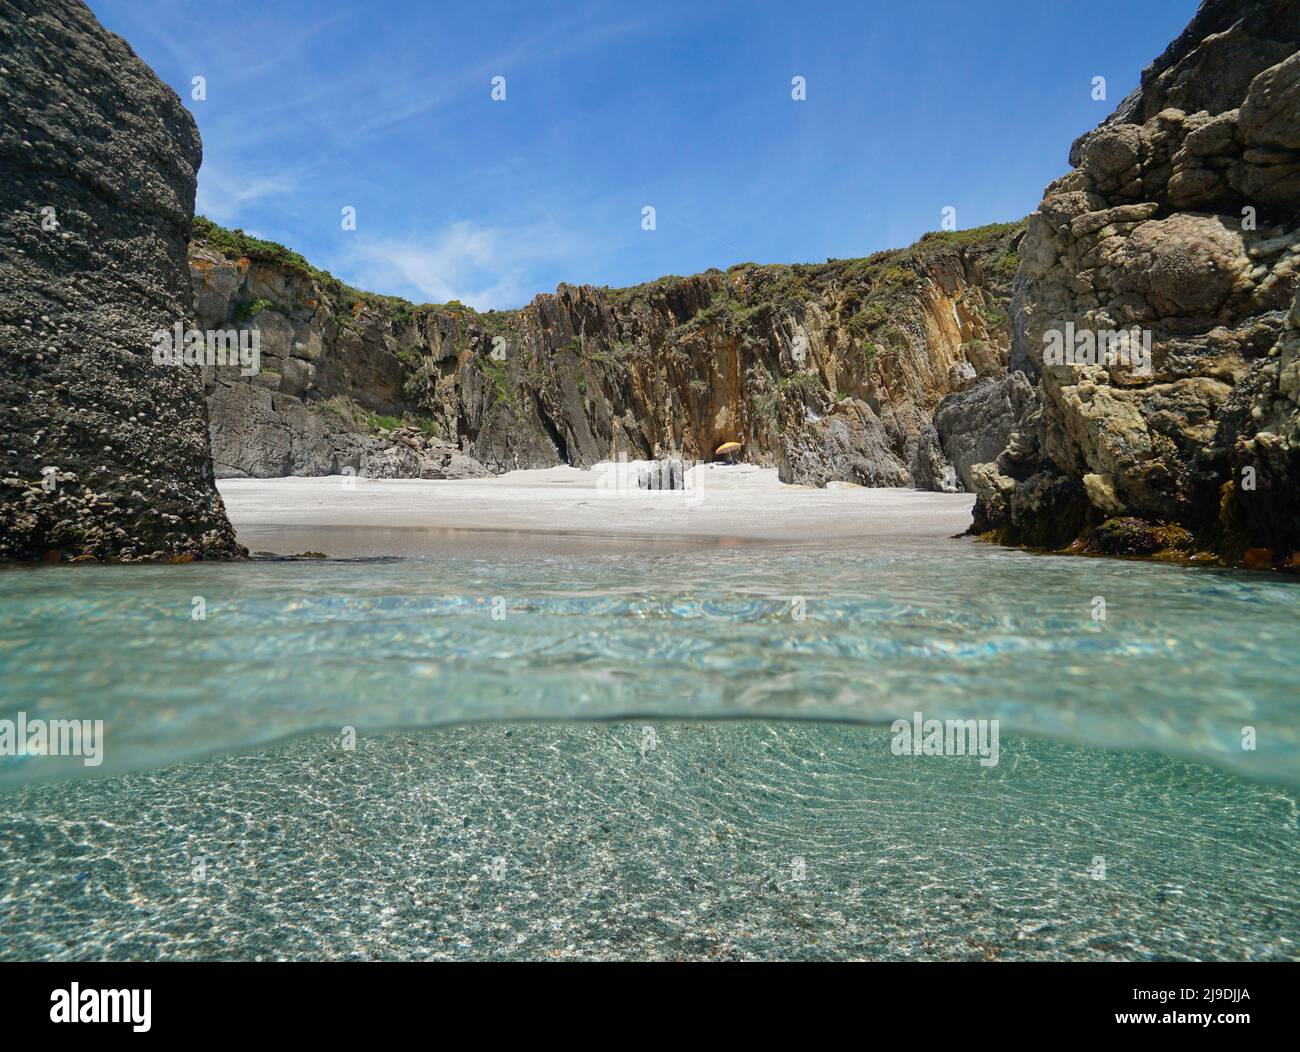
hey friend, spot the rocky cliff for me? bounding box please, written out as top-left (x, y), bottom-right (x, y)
top-left (0, 0), bottom-right (242, 562)
top-left (193, 219), bottom-right (1025, 490)
top-left (972, 0), bottom-right (1300, 567)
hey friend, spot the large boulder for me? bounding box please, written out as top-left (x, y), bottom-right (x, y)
top-left (0, 0), bottom-right (242, 561)
top-left (934, 371), bottom-right (1036, 490)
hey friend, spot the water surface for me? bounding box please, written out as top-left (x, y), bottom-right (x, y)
top-left (1, 537), bottom-right (1296, 785)
top-left (2, 536), bottom-right (1297, 960)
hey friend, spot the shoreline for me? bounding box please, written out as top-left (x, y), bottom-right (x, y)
top-left (218, 464), bottom-right (979, 558)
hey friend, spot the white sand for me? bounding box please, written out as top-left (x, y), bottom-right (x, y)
top-left (218, 463), bottom-right (976, 557)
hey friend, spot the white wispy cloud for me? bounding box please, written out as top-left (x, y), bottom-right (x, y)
top-left (348, 13), bottom-right (652, 140)
top-left (195, 165), bottom-right (303, 224)
top-left (335, 219), bottom-right (592, 310)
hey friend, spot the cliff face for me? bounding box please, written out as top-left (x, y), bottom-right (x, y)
top-left (192, 220), bottom-right (1024, 489)
top-left (973, 0), bottom-right (1300, 566)
top-left (0, 0), bottom-right (242, 562)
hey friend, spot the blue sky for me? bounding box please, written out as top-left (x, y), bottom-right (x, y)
top-left (90, 0), bottom-right (1197, 310)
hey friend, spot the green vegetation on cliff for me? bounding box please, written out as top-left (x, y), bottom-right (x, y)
top-left (191, 214), bottom-right (1027, 486)
top-left (192, 215), bottom-right (1024, 342)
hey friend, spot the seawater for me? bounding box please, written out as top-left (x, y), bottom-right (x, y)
top-left (0, 537), bottom-right (1296, 959)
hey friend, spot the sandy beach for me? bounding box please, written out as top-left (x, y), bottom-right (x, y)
top-left (218, 463), bottom-right (978, 557)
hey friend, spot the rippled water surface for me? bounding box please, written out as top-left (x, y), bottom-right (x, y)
top-left (1, 538), bottom-right (1297, 785)
top-left (1, 536), bottom-right (1297, 960)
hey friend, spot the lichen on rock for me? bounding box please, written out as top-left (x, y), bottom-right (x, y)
top-left (971, 0), bottom-right (1300, 569)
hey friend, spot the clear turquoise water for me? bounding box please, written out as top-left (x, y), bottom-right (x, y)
top-left (1, 536), bottom-right (1297, 960)
top-left (1, 539), bottom-right (1297, 786)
